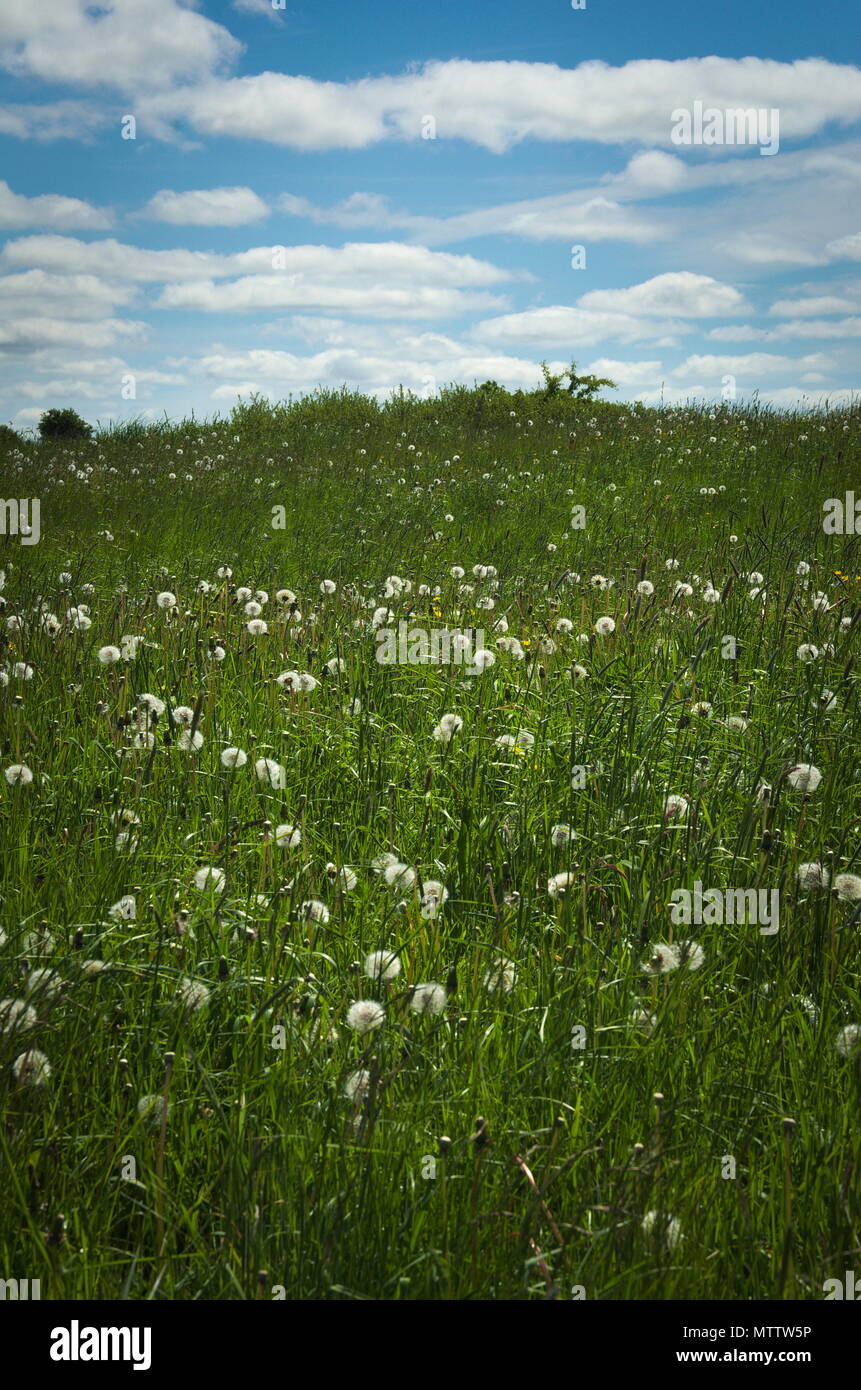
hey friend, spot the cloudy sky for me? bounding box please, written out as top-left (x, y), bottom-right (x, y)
top-left (1, 0), bottom-right (860, 428)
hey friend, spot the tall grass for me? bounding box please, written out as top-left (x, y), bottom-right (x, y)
top-left (0, 392), bottom-right (859, 1299)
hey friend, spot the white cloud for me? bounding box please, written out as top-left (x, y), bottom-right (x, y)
top-left (141, 186), bottom-right (270, 226)
top-left (827, 231), bottom-right (861, 262)
top-left (2, 234), bottom-right (233, 281)
top-left (277, 188), bottom-right (663, 246)
top-left (471, 305), bottom-right (691, 349)
top-left (0, 268), bottom-right (135, 317)
top-left (0, 316), bottom-right (146, 350)
top-left (140, 57), bottom-right (861, 151)
top-left (157, 276), bottom-right (506, 317)
top-left (0, 180), bottom-right (111, 230)
top-left (771, 317), bottom-right (861, 339)
top-left (757, 386), bottom-right (859, 408)
top-left (670, 351), bottom-right (834, 380)
top-left (231, 0), bottom-right (285, 22)
top-left (2, 236), bottom-right (511, 303)
top-left (0, 0), bottom-right (241, 92)
top-left (577, 272), bottom-right (748, 318)
top-left (768, 292), bottom-right (859, 317)
top-left (0, 100), bottom-right (108, 140)
top-left (198, 342), bottom-right (546, 400)
top-left (582, 357), bottom-right (663, 387)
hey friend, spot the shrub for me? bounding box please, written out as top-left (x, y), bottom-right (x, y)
top-left (0, 423), bottom-right (22, 448)
top-left (38, 408), bottom-right (93, 441)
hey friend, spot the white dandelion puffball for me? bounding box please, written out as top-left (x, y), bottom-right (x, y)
top-left (254, 757), bottom-right (287, 789)
top-left (643, 944), bottom-right (680, 975)
top-left (371, 851), bottom-right (400, 874)
top-left (364, 950), bottom-right (401, 983)
top-left (834, 873), bottom-right (861, 902)
top-left (796, 862), bottom-right (830, 891)
top-left (12, 1049), bottom-right (51, 1086)
top-left (483, 957), bottom-right (516, 993)
top-left (472, 648), bottom-right (496, 672)
top-left (177, 729), bottom-right (204, 751)
top-left (156, 591), bottom-right (177, 610)
top-left (663, 793), bottom-right (689, 822)
top-left (786, 763), bottom-right (822, 794)
top-left (274, 823), bottom-right (301, 849)
top-left (177, 977), bottom-right (210, 1014)
top-left (641, 1210), bottom-right (682, 1250)
top-left (835, 1024), bottom-right (861, 1058)
top-left (630, 1009), bottom-right (657, 1036)
top-left (5, 764), bottom-right (33, 786)
top-left (346, 999), bottom-right (386, 1034)
top-left (0, 999), bottom-right (37, 1035)
top-left (343, 1069), bottom-right (371, 1102)
top-left (108, 895), bottom-right (136, 922)
top-left (300, 900), bottom-right (330, 924)
top-left (97, 645), bottom-right (122, 665)
top-left (420, 880), bottom-right (448, 919)
top-left (383, 861), bottom-right (415, 891)
top-left (137, 1094), bottom-right (169, 1128)
top-left (221, 747), bottom-right (247, 769)
top-left (194, 866), bottom-right (225, 892)
top-left (410, 982), bottom-right (447, 1015)
top-left (137, 692), bottom-right (166, 720)
top-left (594, 616), bottom-right (616, 636)
top-left (550, 824), bottom-right (575, 848)
top-left (677, 940), bottom-right (705, 970)
top-left (636, 580), bottom-right (654, 597)
top-left (432, 712), bottom-right (464, 743)
top-left (25, 968), bottom-right (62, 1000)
top-left (548, 871), bottom-right (576, 898)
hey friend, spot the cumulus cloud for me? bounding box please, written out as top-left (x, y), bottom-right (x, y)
top-left (577, 272), bottom-right (749, 318)
top-left (138, 57), bottom-right (861, 151)
top-left (0, 180), bottom-right (111, 230)
top-left (0, 316), bottom-right (146, 351)
top-left (140, 186), bottom-right (270, 226)
top-left (827, 231), bottom-right (861, 262)
top-left (471, 305), bottom-right (692, 349)
top-left (0, 0), bottom-right (241, 92)
top-left (669, 351), bottom-right (834, 380)
top-left (0, 100), bottom-right (108, 141)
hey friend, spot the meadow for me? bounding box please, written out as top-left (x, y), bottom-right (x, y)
top-left (0, 386), bottom-right (859, 1301)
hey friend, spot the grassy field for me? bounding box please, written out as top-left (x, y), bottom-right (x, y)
top-left (0, 388), bottom-right (859, 1301)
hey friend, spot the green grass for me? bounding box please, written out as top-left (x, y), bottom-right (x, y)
top-left (0, 390), bottom-right (859, 1300)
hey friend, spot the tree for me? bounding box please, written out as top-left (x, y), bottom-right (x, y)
top-left (540, 360), bottom-right (616, 401)
top-left (38, 408), bottom-right (93, 441)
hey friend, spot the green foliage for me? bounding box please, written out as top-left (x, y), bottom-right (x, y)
top-left (0, 423), bottom-right (22, 448)
top-left (541, 359), bottom-right (617, 400)
top-left (0, 396), bottom-right (859, 1301)
top-left (37, 407), bottom-right (94, 441)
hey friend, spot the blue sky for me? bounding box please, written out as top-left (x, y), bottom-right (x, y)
top-left (1, 0), bottom-right (860, 428)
